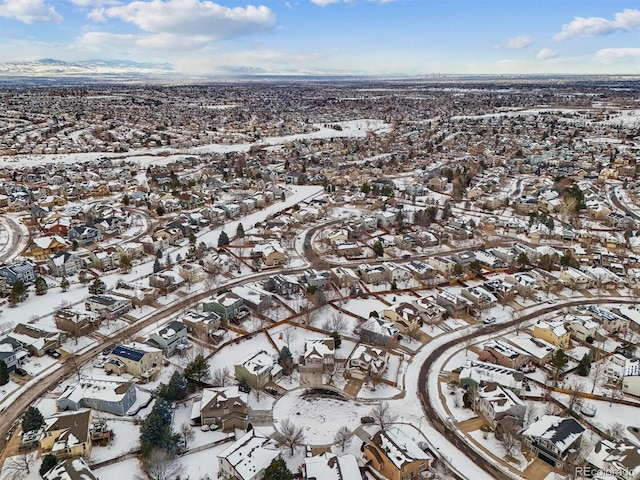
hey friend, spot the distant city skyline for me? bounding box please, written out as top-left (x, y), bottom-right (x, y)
top-left (0, 0), bottom-right (638, 76)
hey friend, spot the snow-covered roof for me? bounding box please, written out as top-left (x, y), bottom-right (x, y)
top-left (305, 452), bottom-right (361, 480)
top-left (522, 415), bottom-right (585, 453)
top-left (370, 426), bottom-right (431, 470)
top-left (217, 429), bottom-right (280, 479)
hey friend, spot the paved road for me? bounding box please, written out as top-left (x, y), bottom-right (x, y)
top-left (416, 296), bottom-right (638, 480)
top-left (608, 185), bottom-right (640, 221)
top-left (0, 216), bottom-right (29, 264)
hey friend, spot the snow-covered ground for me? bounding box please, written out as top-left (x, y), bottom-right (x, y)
top-left (271, 389), bottom-right (372, 444)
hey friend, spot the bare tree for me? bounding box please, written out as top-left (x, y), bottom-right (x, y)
top-left (500, 431), bottom-right (520, 459)
top-left (333, 426), bottom-right (352, 451)
top-left (431, 456), bottom-right (453, 480)
top-left (566, 380), bottom-right (584, 414)
top-left (605, 422), bottom-right (626, 441)
top-left (281, 326), bottom-right (297, 349)
top-left (211, 367), bottom-right (233, 387)
top-left (145, 448), bottom-right (186, 480)
top-left (325, 362), bottom-right (344, 386)
top-left (1, 453), bottom-right (36, 479)
top-left (275, 418), bottom-right (306, 456)
top-left (67, 353), bottom-right (88, 382)
top-left (179, 422), bottom-right (195, 450)
top-left (323, 311), bottom-right (348, 335)
top-left (369, 401), bottom-right (398, 431)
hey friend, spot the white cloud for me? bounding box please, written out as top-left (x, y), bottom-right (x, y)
top-left (102, 0), bottom-right (275, 39)
top-left (77, 31), bottom-right (212, 51)
top-left (554, 8), bottom-right (640, 41)
top-left (310, 0), bottom-right (341, 5)
top-left (505, 35), bottom-right (533, 49)
top-left (0, 0), bottom-right (62, 23)
top-left (595, 47), bottom-right (640, 62)
top-left (67, 0), bottom-right (119, 6)
top-left (493, 35), bottom-right (532, 50)
top-left (537, 48), bottom-right (558, 60)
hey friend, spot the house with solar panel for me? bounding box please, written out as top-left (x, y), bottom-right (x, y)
top-left (105, 343), bottom-right (162, 380)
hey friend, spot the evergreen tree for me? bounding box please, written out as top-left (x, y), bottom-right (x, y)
top-left (551, 349), bottom-right (569, 382)
top-left (122, 193), bottom-right (130, 206)
top-left (153, 259), bottom-right (163, 273)
top-left (264, 458), bottom-right (292, 480)
top-left (372, 240), bottom-right (384, 257)
top-left (39, 454), bottom-right (58, 477)
top-left (22, 406), bottom-right (44, 433)
top-left (60, 277), bottom-right (70, 292)
top-left (156, 371), bottom-right (188, 402)
top-left (88, 278), bottom-right (107, 295)
top-left (8, 280), bottom-right (28, 307)
top-left (330, 331), bottom-right (342, 349)
top-left (156, 205), bottom-right (165, 216)
top-left (577, 353), bottom-right (591, 377)
top-left (188, 232), bottom-right (197, 245)
top-left (78, 271), bottom-right (89, 285)
top-left (140, 399), bottom-right (181, 457)
top-left (183, 354), bottom-right (210, 387)
top-left (34, 277), bottom-right (48, 296)
top-left (0, 360), bottom-right (9, 386)
top-left (119, 254), bottom-right (132, 272)
top-left (218, 230), bottom-right (230, 247)
top-left (236, 223), bottom-right (245, 238)
top-left (278, 346), bottom-right (294, 376)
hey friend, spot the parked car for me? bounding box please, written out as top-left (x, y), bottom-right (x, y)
top-left (14, 368), bottom-right (28, 376)
top-left (46, 349), bottom-right (61, 359)
top-left (200, 424), bottom-right (210, 432)
top-left (360, 416), bottom-right (375, 424)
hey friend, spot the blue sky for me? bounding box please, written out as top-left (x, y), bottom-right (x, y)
top-left (0, 0), bottom-right (638, 75)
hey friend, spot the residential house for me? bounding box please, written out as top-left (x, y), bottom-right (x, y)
top-left (522, 415), bottom-right (585, 468)
top-left (251, 241), bottom-right (287, 266)
top-left (0, 337), bottom-right (27, 371)
top-left (264, 274), bottom-right (300, 297)
top-left (84, 295), bottom-right (132, 319)
top-left (405, 260), bottom-right (437, 281)
top-left (42, 458), bottom-right (99, 480)
top-left (54, 308), bottom-right (100, 337)
top-left (89, 248), bottom-right (121, 271)
top-left (559, 267), bottom-right (594, 290)
top-left (0, 261), bottom-right (36, 285)
top-left (203, 292), bottom-right (244, 321)
top-left (345, 344), bottom-right (388, 380)
top-left (506, 336), bottom-right (556, 366)
top-left (364, 427), bottom-right (432, 480)
top-left (56, 378), bottom-right (138, 416)
top-left (478, 340), bottom-right (531, 370)
top-left (300, 269), bottom-right (331, 290)
top-left (197, 386), bottom-right (249, 431)
top-left (234, 350), bottom-right (282, 389)
top-left (146, 321), bottom-right (188, 357)
top-left (40, 409), bottom-right (93, 460)
top-left (330, 267), bottom-right (360, 289)
top-left (299, 338), bottom-right (336, 387)
top-left (435, 290), bottom-right (473, 313)
top-left (111, 281), bottom-right (158, 308)
top-left (8, 323), bottom-right (62, 356)
top-left (382, 302), bottom-right (422, 333)
top-left (230, 284), bottom-right (272, 313)
top-left (565, 314), bottom-right (599, 342)
top-left (476, 382), bottom-right (527, 430)
top-left (304, 453), bottom-right (362, 480)
top-left (68, 225), bottom-right (102, 247)
top-left (412, 297), bottom-right (447, 326)
top-left (622, 361), bottom-right (640, 397)
top-left (48, 251), bottom-right (84, 278)
top-left (599, 440), bottom-right (640, 480)
top-left (105, 343), bottom-right (162, 380)
top-left (178, 263), bottom-right (206, 284)
top-left (533, 320), bottom-right (571, 348)
top-left (461, 286), bottom-right (498, 309)
top-left (359, 316), bottom-right (400, 347)
top-left (334, 241), bottom-right (362, 258)
top-left (149, 272), bottom-right (182, 293)
top-left (217, 429), bottom-right (281, 480)
top-left (358, 264), bottom-right (388, 285)
top-left (587, 305), bottom-right (630, 335)
top-left (180, 310), bottom-right (222, 340)
top-left (459, 360), bottom-right (524, 393)
top-left (29, 235), bottom-right (69, 260)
